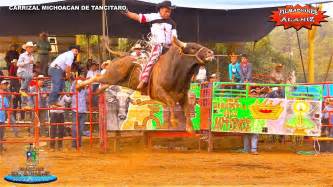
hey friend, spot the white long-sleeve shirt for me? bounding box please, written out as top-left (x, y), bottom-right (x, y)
top-left (139, 13), bottom-right (177, 45)
top-left (17, 52), bottom-right (34, 74)
top-left (50, 51), bottom-right (74, 71)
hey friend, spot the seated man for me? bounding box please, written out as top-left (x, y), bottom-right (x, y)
top-left (123, 1), bottom-right (178, 89)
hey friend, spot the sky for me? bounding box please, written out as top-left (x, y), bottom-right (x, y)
top-left (323, 2), bottom-right (333, 18)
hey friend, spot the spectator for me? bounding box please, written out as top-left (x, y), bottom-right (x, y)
top-left (86, 62), bottom-right (100, 107)
top-left (9, 59), bottom-right (18, 76)
top-left (17, 41), bottom-right (35, 109)
top-left (322, 99), bottom-right (333, 137)
top-left (4, 45), bottom-right (19, 71)
top-left (270, 64), bottom-right (285, 84)
top-left (0, 81), bottom-right (10, 153)
top-left (9, 59), bottom-right (23, 122)
top-left (48, 45), bottom-right (80, 107)
top-left (30, 75), bottom-right (49, 136)
top-left (209, 73), bottom-right (218, 83)
top-left (2, 80), bottom-right (19, 137)
top-left (49, 94), bottom-right (71, 151)
top-left (266, 87), bottom-right (285, 98)
top-left (195, 66), bottom-right (208, 83)
top-left (228, 54), bottom-right (241, 83)
top-left (36, 32), bottom-right (51, 76)
top-left (243, 133), bottom-right (259, 155)
top-left (239, 54), bottom-right (252, 83)
top-left (286, 70), bottom-right (296, 84)
top-left (71, 79), bottom-right (87, 148)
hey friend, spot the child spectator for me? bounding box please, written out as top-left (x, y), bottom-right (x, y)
top-left (228, 53), bottom-right (241, 83)
top-left (270, 64), bottom-right (285, 84)
top-left (49, 94), bottom-right (71, 151)
top-left (239, 54), bottom-right (252, 83)
top-left (71, 79), bottom-right (88, 148)
top-left (30, 75), bottom-right (49, 136)
top-left (0, 80), bottom-right (10, 153)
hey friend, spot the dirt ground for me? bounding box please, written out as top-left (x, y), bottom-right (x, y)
top-left (0, 136), bottom-right (333, 186)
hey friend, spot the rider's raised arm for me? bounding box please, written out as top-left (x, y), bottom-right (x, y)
top-left (124, 10), bottom-right (141, 22)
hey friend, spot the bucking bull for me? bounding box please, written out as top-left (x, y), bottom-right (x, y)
top-left (76, 37), bottom-right (214, 129)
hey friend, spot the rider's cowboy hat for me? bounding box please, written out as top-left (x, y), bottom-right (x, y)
top-left (22, 41), bottom-right (36, 50)
top-left (156, 1), bottom-right (175, 11)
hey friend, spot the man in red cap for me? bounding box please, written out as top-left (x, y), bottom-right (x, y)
top-left (123, 1), bottom-right (178, 89)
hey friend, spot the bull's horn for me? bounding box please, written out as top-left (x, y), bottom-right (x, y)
top-left (102, 36), bottom-right (128, 57)
top-left (172, 36), bottom-right (187, 48)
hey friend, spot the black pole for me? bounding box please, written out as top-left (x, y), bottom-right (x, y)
top-left (296, 30), bottom-right (307, 83)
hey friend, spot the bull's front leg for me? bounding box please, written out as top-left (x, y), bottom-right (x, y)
top-left (180, 94), bottom-right (194, 132)
top-left (76, 74), bottom-right (102, 91)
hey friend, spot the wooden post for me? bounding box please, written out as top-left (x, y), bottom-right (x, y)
top-left (75, 35), bottom-right (81, 61)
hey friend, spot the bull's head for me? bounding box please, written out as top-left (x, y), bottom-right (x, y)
top-left (173, 37), bottom-right (215, 65)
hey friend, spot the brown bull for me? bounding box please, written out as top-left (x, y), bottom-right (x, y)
top-left (76, 37), bottom-right (214, 129)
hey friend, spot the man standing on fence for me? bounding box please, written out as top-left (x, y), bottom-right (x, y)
top-left (17, 41), bottom-right (35, 109)
top-left (48, 45), bottom-right (80, 108)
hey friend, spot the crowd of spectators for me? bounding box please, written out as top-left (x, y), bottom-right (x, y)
top-left (1, 33), bottom-right (102, 152)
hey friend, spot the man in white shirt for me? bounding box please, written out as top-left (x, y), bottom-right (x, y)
top-left (48, 45), bottom-right (80, 107)
top-left (17, 41), bottom-right (35, 108)
top-left (17, 41), bottom-right (35, 94)
top-left (123, 1), bottom-right (177, 89)
top-left (195, 66), bottom-right (207, 83)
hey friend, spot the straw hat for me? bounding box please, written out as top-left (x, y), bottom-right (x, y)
top-left (22, 41), bottom-right (36, 50)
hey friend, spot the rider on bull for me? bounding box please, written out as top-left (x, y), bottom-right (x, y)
top-left (123, 1), bottom-right (178, 89)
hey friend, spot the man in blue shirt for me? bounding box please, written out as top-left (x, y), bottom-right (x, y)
top-left (228, 53), bottom-right (241, 83)
top-left (48, 45), bottom-right (80, 107)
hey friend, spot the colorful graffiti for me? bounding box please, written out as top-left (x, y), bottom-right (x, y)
top-left (211, 83), bottom-right (322, 136)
